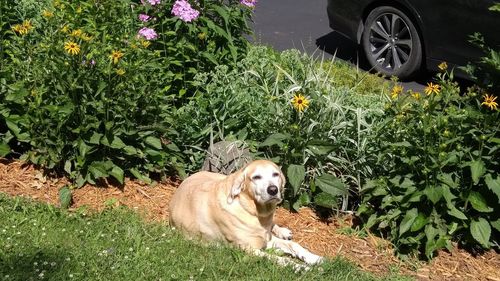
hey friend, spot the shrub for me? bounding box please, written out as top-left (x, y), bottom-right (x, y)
top-left (358, 69), bottom-right (500, 258)
top-left (175, 46), bottom-right (390, 211)
top-left (0, 0), bottom-right (253, 185)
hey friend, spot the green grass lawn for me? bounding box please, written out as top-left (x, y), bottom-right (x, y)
top-left (0, 194), bottom-right (411, 281)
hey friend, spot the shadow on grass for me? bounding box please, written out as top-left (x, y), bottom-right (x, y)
top-left (0, 249), bottom-right (70, 280)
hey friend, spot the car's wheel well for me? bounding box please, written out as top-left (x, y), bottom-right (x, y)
top-left (358, 0), bottom-right (426, 68)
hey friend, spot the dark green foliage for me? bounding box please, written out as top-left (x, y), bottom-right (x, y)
top-left (358, 71), bottom-right (500, 259)
top-left (0, 0), bottom-right (252, 186)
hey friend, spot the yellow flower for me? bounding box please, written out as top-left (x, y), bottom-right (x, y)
top-left (76, 6), bottom-right (82, 13)
top-left (12, 20), bottom-right (33, 35)
top-left (438, 61), bottom-right (448, 71)
top-left (64, 41), bottom-right (80, 55)
top-left (291, 93), bottom-right (310, 112)
top-left (116, 68), bottom-right (125, 75)
top-left (61, 25), bottom-right (70, 33)
top-left (140, 40), bottom-right (151, 48)
top-left (412, 92), bottom-right (421, 100)
top-left (12, 24), bottom-right (26, 35)
top-left (391, 85), bottom-right (403, 99)
top-left (22, 20), bottom-right (33, 31)
top-left (42, 10), bottom-right (54, 18)
top-left (424, 82), bottom-right (441, 95)
top-left (110, 50), bottom-right (124, 64)
top-left (481, 94), bottom-right (498, 110)
top-left (70, 29), bottom-right (82, 38)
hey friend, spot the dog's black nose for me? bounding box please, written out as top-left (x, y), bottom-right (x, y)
top-left (267, 185), bottom-right (278, 196)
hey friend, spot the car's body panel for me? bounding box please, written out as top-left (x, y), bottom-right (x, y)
top-left (327, 0), bottom-right (500, 76)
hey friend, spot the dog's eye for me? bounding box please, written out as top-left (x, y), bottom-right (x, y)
top-left (252, 175), bottom-right (262, 181)
top-left (272, 172), bottom-right (280, 177)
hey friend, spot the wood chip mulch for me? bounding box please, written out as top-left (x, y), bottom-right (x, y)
top-left (1, 159), bottom-right (499, 281)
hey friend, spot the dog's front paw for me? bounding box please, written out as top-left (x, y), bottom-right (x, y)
top-left (273, 225), bottom-right (293, 240)
top-left (303, 253), bottom-right (324, 265)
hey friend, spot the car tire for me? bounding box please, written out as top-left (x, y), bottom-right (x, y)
top-left (362, 6), bottom-right (422, 79)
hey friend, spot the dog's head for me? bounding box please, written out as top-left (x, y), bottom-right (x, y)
top-left (228, 160), bottom-right (286, 206)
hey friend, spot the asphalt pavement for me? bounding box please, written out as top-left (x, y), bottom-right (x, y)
top-left (251, 0), bottom-right (427, 92)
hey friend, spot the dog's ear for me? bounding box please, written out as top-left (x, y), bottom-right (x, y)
top-left (227, 168), bottom-right (247, 204)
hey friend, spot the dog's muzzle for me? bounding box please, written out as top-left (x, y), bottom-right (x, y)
top-left (267, 185), bottom-right (278, 196)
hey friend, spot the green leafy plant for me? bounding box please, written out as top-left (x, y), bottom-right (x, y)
top-left (462, 4), bottom-right (500, 94)
top-left (358, 69), bottom-right (500, 259)
top-left (176, 46), bottom-right (389, 211)
top-left (0, 0), bottom-right (253, 186)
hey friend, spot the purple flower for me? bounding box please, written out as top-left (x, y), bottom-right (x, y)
top-left (171, 0), bottom-right (200, 23)
top-left (141, 0), bottom-right (161, 5)
top-left (240, 0), bottom-right (257, 8)
top-left (138, 14), bottom-right (151, 22)
top-left (138, 27), bottom-right (158, 40)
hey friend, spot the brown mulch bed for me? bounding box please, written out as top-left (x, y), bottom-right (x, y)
top-left (1, 160), bottom-right (499, 281)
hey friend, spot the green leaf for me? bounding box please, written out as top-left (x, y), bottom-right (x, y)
top-left (314, 192), bottom-right (338, 209)
top-left (292, 192), bottom-right (310, 211)
top-left (78, 139), bottom-right (90, 158)
top-left (210, 4), bottom-right (229, 25)
top-left (259, 133), bottom-right (290, 147)
top-left (424, 186), bottom-right (443, 204)
top-left (0, 142), bottom-right (10, 157)
top-left (130, 168), bottom-right (152, 184)
top-left (424, 225), bottom-right (438, 259)
top-left (145, 136), bottom-right (162, 150)
top-left (109, 165), bottom-right (124, 185)
top-left (468, 192), bottom-right (493, 213)
top-left (470, 218), bottom-right (491, 248)
top-left (287, 164), bottom-right (305, 196)
top-left (306, 141), bottom-right (334, 155)
top-left (110, 136), bottom-right (126, 149)
top-left (485, 174), bottom-right (500, 203)
top-left (88, 162), bottom-right (108, 179)
top-left (470, 160), bottom-right (486, 185)
top-left (315, 174), bottom-right (347, 197)
top-left (447, 204), bottom-right (467, 220)
top-left (64, 160), bottom-right (72, 174)
top-left (399, 208), bottom-right (418, 236)
top-left (411, 212), bottom-right (428, 232)
top-left (438, 173), bottom-right (458, 189)
top-left (491, 219), bottom-right (500, 232)
top-left (59, 186), bottom-right (72, 209)
top-left (88, 132), bottom-right (102, 145)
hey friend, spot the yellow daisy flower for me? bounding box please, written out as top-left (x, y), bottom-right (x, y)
top-left (116, 68), bottom-right (126, 75)
top-left (110, 50), bottom-right (124, 64)
top-left (424, 82), bottom-right (441, 95)
top-left (22, 20), bottom-right (33, 31)
top-left (481, 94), bottom-right (498, 110)
top-left (438, 62), bottom-right (448, 71)
top-left (140, 40), bottom-right (151, 48)
top-left (391, 85), bottom-right (403, 99)
top-left (291, 93), bottom-right (310, 112)
top-left (42, 10), bottom-right (54, 18)
top-left (412, 92), bottom-right (421, 100)
top-left (61, 25), bottom-right (70, 33)
top-left (64, 41), bottom-right (80, 55)
top-left (12, 24), bottom-right (26, 35)
top-left (70, 29), bottom-right (82, 38)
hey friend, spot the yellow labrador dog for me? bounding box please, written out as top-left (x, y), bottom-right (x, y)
top-left (169, 159), bottom-right (323, 266)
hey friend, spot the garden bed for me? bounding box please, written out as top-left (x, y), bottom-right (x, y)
top-left (1, 159), bottom-right (498, 280)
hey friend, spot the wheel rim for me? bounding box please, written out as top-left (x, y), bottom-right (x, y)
top-left (368, 13), bottom-right (412, 71)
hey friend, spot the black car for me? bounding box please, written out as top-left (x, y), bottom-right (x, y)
top-left (327, 0), bottom-right (500, 79)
